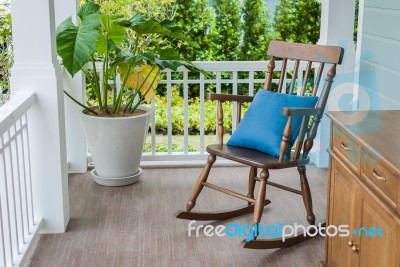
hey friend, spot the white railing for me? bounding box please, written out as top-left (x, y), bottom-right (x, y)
top-left (88, 61), bottom-right (315, 162)
top-left (0, 91), bottom-right (43, 267)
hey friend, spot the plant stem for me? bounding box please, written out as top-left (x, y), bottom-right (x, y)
top-left (90, 56), bottom-right (103, 110)
top-left (112, 64), bottom-right (131, 114)
top-left (64, 90), bottom-right (98, 115)
top-left (102, 37), bottom-right (109, 112)
top-left (112, 68), bottom-right (117, 106)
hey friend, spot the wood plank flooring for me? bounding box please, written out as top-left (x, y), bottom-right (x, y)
top-left (26, 165), bottom-right (328, 267)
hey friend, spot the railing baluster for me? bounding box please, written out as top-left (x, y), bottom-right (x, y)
top-left (183, 71), bottom-right (189, 154)
top-left (216, 71), bottom-right (221, 94)
top-left (22, 113), bottom-right (35, 232)
top-left (150, 97), bottom-right (156, 155)
top-left (215, 72), bottom-right (222, 144)
top-left (13, 122), bottom-right (26, 248)
top-left (199, 73), bottom-right (205, 154)
top-left (0, 91), bottom-right (42, 266)
top-left (1, 135), bottom-right (8, 267)
top-left (232, 71), bottom-right (238, 132)
top-left (249, 70), bottom-right (254, 96)
top-left (18, 118), bottom-right (30, 240)
top-left (2, 131), bottom-right (14, 265)
top-left (167, 71), bottom-right (172, 154)
top-left (8, 128), bottom-right (21, 258)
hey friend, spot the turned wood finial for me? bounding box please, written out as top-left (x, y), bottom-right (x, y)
top-left (327, 64), bottom-right (337, 79)
top-left (279, 116), bottom-right (292, 162)
top-left (264, 57), bottom-right (275, 90)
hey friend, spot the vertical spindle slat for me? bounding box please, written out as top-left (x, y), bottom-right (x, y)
top-left (312, 63), bottom-right (325, 96)
top-left (294, 115), bottom-right (309, 160)
top-left (278, 58), bottom-right (287, 93)
top-left (288, 59), bottom-right (300, 95)
top-left (236, 102), bottom-right (242, 125)
top-left (300, 61), bottom-right (312, 96)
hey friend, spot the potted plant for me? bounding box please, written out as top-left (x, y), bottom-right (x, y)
top-left (56, 1), bottom-right (203, 186)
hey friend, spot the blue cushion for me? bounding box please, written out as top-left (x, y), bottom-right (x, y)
top-left (227, 90), bottom-right (318, 159)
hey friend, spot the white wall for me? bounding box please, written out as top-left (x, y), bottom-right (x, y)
top-left (358, 0), bottom-right (400, 110)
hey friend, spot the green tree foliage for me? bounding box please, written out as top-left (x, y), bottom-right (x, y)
top-left (0, 3), bottom-right (12, 102)
top-left (212, 0), bottom-right (242, 61)
top-left (172, 0), bottom-right (215, 60)
top-left (241, 0), bottom-right (271, 60)
top-left (273, 0), bottom-right (321, 44)
top-left (94, 0), bottom-right (175, 20)
top-left (354, 0), bottom-right (359, 43)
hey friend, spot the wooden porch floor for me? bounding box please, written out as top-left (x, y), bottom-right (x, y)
top-left (26, 165), bottom-right (328, 267)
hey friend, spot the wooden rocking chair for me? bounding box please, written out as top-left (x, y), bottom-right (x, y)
top-left (175, 41), bottom-right (344, 249)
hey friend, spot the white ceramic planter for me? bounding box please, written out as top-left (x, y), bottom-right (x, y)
top-left (80, 106), bottom-right (151, 186)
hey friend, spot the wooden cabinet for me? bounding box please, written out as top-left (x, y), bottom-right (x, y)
top-left (322, 111), bottom-right (400, 267)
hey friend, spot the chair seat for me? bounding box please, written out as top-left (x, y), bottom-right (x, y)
top-left (206, 144), bottom-right (310, 169)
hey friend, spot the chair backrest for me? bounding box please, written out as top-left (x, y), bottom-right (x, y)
top-left (264, 40), bottom-right (343, 95)
top-left (263, 41), bottom-right (344, 161)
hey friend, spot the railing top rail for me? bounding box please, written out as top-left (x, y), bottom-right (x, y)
top-left (84, 60), bottom-right (317, 72)
top-left (0, 91), bottom-right (36, 135)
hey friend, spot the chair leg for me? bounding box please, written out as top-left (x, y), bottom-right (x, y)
top-left (186, 154), bottom-right (216, 212)
top-left (247, 167), bottom-right (257, 205)
top-left (298, 166), bottom-right (315, 225)
top-left (252, 169), bottom-right (269, 239)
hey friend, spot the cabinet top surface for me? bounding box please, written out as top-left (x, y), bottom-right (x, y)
top-left (327, 110), bottom-right (400, 171)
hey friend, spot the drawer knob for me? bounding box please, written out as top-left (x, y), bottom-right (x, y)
top-left (340, 143), bottom-right (352, 151)
top-left (372, 169), bottom-right (386, 182)
top-left (351, 245), bottom-right (359, 253)
top-left (348, 240), bottom-right (354, 247)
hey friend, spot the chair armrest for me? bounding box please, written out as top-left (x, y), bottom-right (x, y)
top-left (207, 93), bottom-right (254, 103)
top-left (282, 107), bottom-right (321, 117)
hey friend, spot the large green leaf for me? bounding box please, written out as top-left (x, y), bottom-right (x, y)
top-left (56, 2), bottom-right (101, 77)
top-left (117, 14), bottom-right (199, 48)
top-left (96, 14), bottom-right (126, 55)
top-left (157, 49), bottom-right (206, 74)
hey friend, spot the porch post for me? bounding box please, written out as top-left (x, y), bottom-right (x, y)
top-left (54, 0), bottom-right (88, 174)
top-left (313, 0), bottom-right (357, 167)
top-left (10, 0), bottom-right (70, 232)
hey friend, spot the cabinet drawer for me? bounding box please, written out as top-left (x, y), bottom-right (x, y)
top-left (332, 124), bottom-right (361, 174)
top-left (361, 149), bottom-right (398, 207)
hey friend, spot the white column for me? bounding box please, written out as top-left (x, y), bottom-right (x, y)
top-left (313, 0), bottom-right (357, 168)
top-left (10, 0), bottom-right (70, 233)
top-left (55, 0), bottom-right (87, 174)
